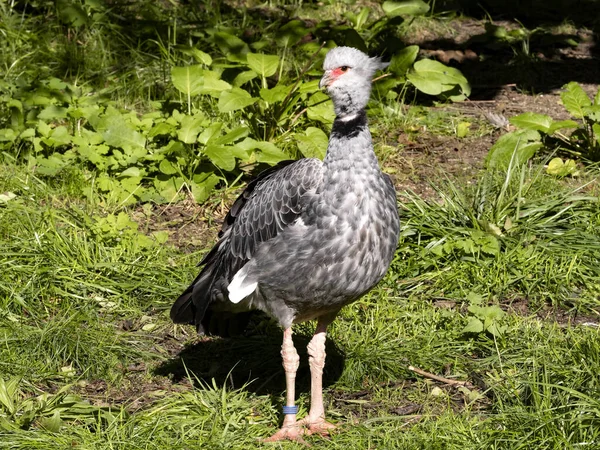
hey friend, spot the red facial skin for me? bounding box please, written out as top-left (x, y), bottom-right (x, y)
top-left (321, 66), bottom-right (349, 88)
top-left (330, 67), bottom-right (347, 78)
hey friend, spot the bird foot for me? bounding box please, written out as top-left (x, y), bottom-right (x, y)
top-left (262, 419), bottom-right (335, 444)
top-left (298, 417), bottom-right (336, 436)
top-left (262, 423), bottom-right (309, 444)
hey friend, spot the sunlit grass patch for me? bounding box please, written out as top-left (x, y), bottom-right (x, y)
top-left (393, 162), bottom-right (600, 311)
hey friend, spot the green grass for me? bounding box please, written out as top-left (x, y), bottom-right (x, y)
top-left (1, 1), bottom-right (600, 448)
top-left (1, 157), bottom-right (599, 448)
top-left (393, 162), bottom-right (600, 310)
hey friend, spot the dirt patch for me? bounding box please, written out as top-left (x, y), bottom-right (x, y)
top-left (76, 329), bottom-right (196, 412)
top-left (131, 196), bottom-right (233, 253)
top-left (386, 128), bottom-right (495, 199)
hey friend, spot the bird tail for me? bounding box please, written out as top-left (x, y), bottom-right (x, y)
top-left (170, 264), bottom-right (215, 331)
top-left (170, 256), bottom-right (254, 337)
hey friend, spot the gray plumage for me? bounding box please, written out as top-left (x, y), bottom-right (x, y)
top-left (171, 46), bottom-right (400, 335)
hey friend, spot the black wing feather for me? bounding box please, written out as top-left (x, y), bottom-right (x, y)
top-left (170, 158), bottom-right (323, 334)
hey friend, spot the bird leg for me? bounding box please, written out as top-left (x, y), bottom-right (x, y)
top-left (263, 327), bottom-right (305, 442)
top-left (297, 315), bottom-right (336, 435)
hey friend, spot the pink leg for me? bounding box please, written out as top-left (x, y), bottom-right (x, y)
top-left (263, 328), bottom-right (306, 442)
top-left (298, 315), bottom-right (336, 435)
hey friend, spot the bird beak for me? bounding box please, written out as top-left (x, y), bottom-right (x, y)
top-left (319, 71), bottom-right (332, 90)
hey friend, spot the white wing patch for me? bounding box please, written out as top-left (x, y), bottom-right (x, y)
top-left (227, 265), bottom-right (257, 304)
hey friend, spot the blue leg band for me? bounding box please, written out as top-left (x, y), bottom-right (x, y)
top-left (282, 405), bottom-right (298, 415)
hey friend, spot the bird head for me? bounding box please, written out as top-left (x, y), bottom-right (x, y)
top-left (319, 47), bottom-right (389, 119)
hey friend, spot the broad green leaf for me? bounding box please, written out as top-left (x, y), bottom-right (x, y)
top-left (214, 31), bottom-right (249, 61)
top-left (466, 292), bottom-right (484, 305)
top-left (175, 46), bottom-right (212, 65)
top-left (198, 123), bottom-right (223, 145)
top-left (177, 114), bottom-right (205, 144)
top-left (455, 238), bottom-right (475, 254)
top-left (333, 27), bottom-right (367, 53)
top-left (48, 77), bottom-right (67, 90)
top-left (149, 122), bottom-right (176, 138)
top-left (39, 411), bottom-right (63, 433)
top-left (218, 88), bottom-right (258, 113)
top-left (56, 0), bottom-right (87, 26)
top-left (77, 144), bottom-right (109, 169)
top-left (547, 120), bottom-right (578, 134)
top-left (155, 141), bottom-right (185, 158)
top-left (254, 141), bottom-right (289, 165)
top-left (462, 318), bottom-right (484, 334)
top-left (37, 120), bottom-right (51, 137)
top-left (307, 92), bottom-right (335, 125)
top-left (237, 137), bottom-right (260, 153)
top-left (42, 126), bottom-right (71, 147)
top-left (389, 45), bottom-right (419, 76)
top-left (486, 130), bottom-right (542, 169)
top-left (477, 234), bottom-right (500, 255)
top-left (204, 145), bottom-right (236, 171)
top-left (247, 53), bottom-right (280, 78)
top-left (102, 118), bottom-right (146, 151)
top-left (509, 112), bottom-right (553, 133)
top-left (71, 128), bottom-right (103, 147)
top-left (119, 177), bottom-right (144, 197)
top-left (456, 121), bottom-right (471, 138)
top-left (593, 123), bottom-right (600, 144)
top-left (36, 155), bottom-right (68, 176)
top-left (260, 84), bottom-right (293, 104)
top-left (487, 322), bottom-right (507, 337)
top-left (201, 76), bottom-right (232, 97)
top-left (191, 173), bottom-right (220, 203)
top-left (20, 128), bottom-right (35, 139)
top-left (171, 65), bottom-right (205, 96)
top-left (407, 59), bottom-right (470, 100)
top-left (382, 0), bottom-right (430, 17)
top-left (0, 192), bottom-right (16, 204)
top-left (479, 305), bottom-right (505, 320)
top-left (583, 104), bottom-right (600, 121)
top-left (7, 98), bottom-right (23, 112)
top-left (347, 7), bottom-right (370, 30)
top-left (547, 157), bottom-right (578, 177)
top-left (0, 378), bottom-right (18, 416)
top-left (154, 177), bottom-right (184, 202)
top-left (275, 19), bottom-right (310, 47)
top-left (68, 105), bottom-right (101, 122)
top-left (233, 70), bottom-right (258, 87)
top-left (229, 145), bottom-right (251, 160)
top-left (299, 79), bottom-right (321, 94)
top-left (295, 127), bottom-right (328, 159)
top-left (159, 159), bottom-right (179, 175)
top-left (0, 129), bottom-right (17, 142)
top-left (120, 167), bottom-right (142, 177)
top-left (561, 82), bottom-right (591, 118)
top-left (213, 126), bottom-right (249, 145)
top-left (38, 105), bottom-right (68, 120)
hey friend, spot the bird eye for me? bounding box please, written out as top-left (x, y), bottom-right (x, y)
top-left (340, 66), bottom-right (349, 72)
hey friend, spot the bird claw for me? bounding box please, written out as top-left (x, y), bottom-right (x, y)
top-left (262, 419), bottom-right (336, 444)
top-left (262, 424), bottom-right (309, 445)
top-left (298, 418), bottom-right (336, 436)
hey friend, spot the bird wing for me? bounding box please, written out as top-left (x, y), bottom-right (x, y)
top-left (223, 158), bottom-right (323, 262)
top-left (170, 158), bottom-right (323, 329)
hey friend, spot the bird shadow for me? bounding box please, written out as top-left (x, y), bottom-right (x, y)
top-left (154, 324), bottom-right (345, 397)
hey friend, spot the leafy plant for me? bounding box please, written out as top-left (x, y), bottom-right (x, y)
top-left (462, 294), bottom-right (507, 337)
top-left (0, 378), bottom-right (118, 432)
top-left (487, 82), bottom-right (600, 168)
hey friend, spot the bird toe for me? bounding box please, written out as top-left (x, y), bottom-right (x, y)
top-left (262, 424), bottom-right (309, 444)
